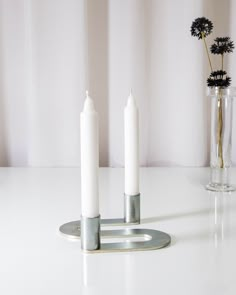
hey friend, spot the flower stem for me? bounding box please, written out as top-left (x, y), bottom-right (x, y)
top-left (201, 32), bottom-right (213, 72)
top-left (221, 54), bottom-right (224, 70)
top-left (217, 89), bottom-right (224, 168)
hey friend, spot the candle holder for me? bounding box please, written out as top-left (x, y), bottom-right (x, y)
top-left (124, 193), bottom-right (140, 223)
top-left (59, 193), bottom-right (140, 239)
top-left (81, 215), bottom-right (100, 251)
top-left (81, 215), bottom-right (171, 253)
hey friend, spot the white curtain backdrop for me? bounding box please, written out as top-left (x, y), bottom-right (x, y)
top-left (0, 0), bottom-right (236, 167)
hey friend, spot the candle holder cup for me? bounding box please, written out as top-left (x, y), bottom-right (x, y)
top-left (124, 193), bottom-right (140, 223)
top-left (81, 215), bottom-right (100, 251)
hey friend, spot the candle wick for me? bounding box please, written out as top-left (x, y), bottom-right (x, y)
top-left (127, 95), bottom-right (137, 108)
top-left (83, 94), bottom-right (95, 112)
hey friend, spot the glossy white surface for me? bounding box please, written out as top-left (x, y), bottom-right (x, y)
top-left (0, 168), bottom-right (236, 295)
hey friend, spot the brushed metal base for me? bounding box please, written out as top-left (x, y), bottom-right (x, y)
top-left (85, 228), bottom-right (171, 253)
top-left (59, 218), bottom-right (139, 239)
top-left (62, 216), bottom-right (171, 253)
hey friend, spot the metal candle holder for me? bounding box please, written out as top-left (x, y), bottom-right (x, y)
top-left (60, 193), bottom-right (171, 252)
top-left (59, 193), bottom-right (141, 239)
top-left (81, 215), bottom-right (171, 253)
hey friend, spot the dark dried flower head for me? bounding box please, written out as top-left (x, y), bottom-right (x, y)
top-left (207, 70), bottom-right (231, 88)
top-left (210, 70), bottom-right (227, 78)
top-left (191, 17), bottom-right (213, 39)
top-left (210, 37), bottom-right (234, 54)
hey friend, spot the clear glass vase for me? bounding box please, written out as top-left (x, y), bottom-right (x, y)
top-left (206, 87), bottom-right (236, 192)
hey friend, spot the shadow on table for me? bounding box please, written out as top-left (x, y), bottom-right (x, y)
top-left (141, 208), bottom-right (210, 224)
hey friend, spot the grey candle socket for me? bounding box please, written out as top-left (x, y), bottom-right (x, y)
top-left (81, 215), bottom-right (100, 251)
top-left (124, 193), bottom-right (140, 224)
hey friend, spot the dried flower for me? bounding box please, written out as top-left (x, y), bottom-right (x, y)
top-left (210, 37), bottom-right (234, 55)
top-left (207, 70), bottom-right (231, 88)
top-left (191, 17), bottom-right (234, 89)
top-left (190, 17), bottom-right (213, 40)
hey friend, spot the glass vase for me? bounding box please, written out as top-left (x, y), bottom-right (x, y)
top-left (206, 87), bottom-right (236, 192)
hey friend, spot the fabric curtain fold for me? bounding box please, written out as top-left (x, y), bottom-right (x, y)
top-left (0, 0), bottom-right (235, 167)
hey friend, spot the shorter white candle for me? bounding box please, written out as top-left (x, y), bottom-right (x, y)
top-left (80, 91), bottom-right (99, 218)
top-left (124, 91), bottom-right (139, 195)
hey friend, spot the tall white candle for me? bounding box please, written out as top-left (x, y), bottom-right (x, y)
top-left (124, 91), bottom-right (139, 195)
top-left (80, 91), bottom-right (99, 218)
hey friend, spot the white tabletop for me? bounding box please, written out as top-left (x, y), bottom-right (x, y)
top-left (0, 167), bottom-right (236, 295)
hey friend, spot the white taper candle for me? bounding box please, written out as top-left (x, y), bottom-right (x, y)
top-left (124, 91), bottom-right (139, 195)
top-left (80, 91), bottom-right (99, 218)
